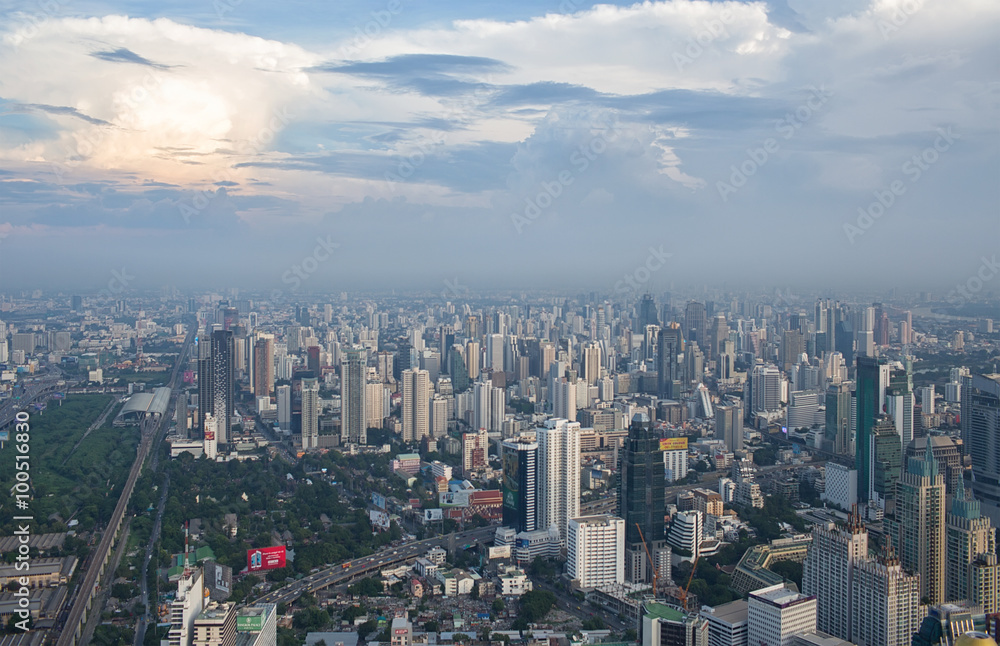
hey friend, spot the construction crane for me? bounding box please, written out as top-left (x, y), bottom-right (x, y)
top-left (635, 523), bottom-right (659, 597)
top-left (679, 554), bottom-right (700, 612)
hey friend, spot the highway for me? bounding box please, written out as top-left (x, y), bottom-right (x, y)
top-left (0, 367), bottom-right (65, 430)
top-left (255, 526), bottom-right (497, 607)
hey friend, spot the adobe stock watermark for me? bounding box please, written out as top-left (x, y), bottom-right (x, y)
top-left (97, 268), bottom-right (135, 299)
top-left (877, 0), bottom-right (923, 40)
top-left (673, 9), bottom-right (736, 71)
top-left (843, 127), bottom-right (959, 244)
top-left (441, 277), bottom-right (470, 301)
top-left (510, 118), bottom-right (625, 234)
top-left (271, 236), bottom-right (340, 298)
top-left (946, 256), bottom-right (1000, 308)
top-left (5, 0), bottom-right (70, 47)
top-left (177, 107), bottom-right (294, 223)
top-left (716, 86), bottom-right (833, 202)
top-left (614, 245), bottom-right (673, 295)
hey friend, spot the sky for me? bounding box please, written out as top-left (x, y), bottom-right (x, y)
top-left (0, 0), bottom-right (997, 296)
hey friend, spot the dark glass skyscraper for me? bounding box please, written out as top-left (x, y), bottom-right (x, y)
top-left (657, 323), bottom-right (682, 399)
top-left (684, 300), bottom-right (706, 347)
top-left (619, 413), bottom-right (665, 582)
top-left (856, 355), bottom-right (887, 503)
top-left (638, 294), bottom-right (659, 331)
top-left (449, 345), bottom-right (469, 393)
top-left (210, 329), bottom-right (235, 445)
top-left (502, 438), bottom-right (537, 533)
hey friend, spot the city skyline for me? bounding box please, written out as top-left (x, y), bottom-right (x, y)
top-left (0, 0), bottom-right (997, 292)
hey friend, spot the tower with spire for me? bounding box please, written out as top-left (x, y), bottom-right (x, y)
top-left (946, 475), bottom-right (999, 612)
top-left (893, 436), bottom-right (947, 604)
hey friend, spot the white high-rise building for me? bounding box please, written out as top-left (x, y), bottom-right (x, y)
top-left (474, 381), bottom-right (492, 431)
top-left (553, 379), bottom-right (577, 422)
top-left (466, 341), bottom-right (480, 380)
top-left (401, 368), bottom-right (430, 443)
top-left (566, 515), bottom-right (624, 590)
top-left (301, 377), bottom-right (319, 449)
top-left (0, 340), bottom-right (8, 364)
top-left (667, 510), bottom-right (703, 559)
top-left (802, 514), bottom-right (868, 641)
top-left (920, 385), bottom-right (936, 414)
top-left (751, 364), bottom-right (782, 413)
top-left (365, 381), bottom-right (386, 429)
top-left (701, 600), bottom-right (749, 646)
top-left (583, 342), bottom-right (601, 385)
top-left (276, 384), bottom-right (291, 432)
top-left (747, 584), bottom-right (816, 646)
top-left (490, 386), bottom-right (506, 432)
top-left (849, 550), bottom-right (921, 646)
top-left (168, 567), bottom-right (205, 646)
top-left (341, 347), bottom-right (367, 445)
top-left (203, 413), bottom-right (218, 460)
top-left (536, 418), bottom-right (581, 547)
top-left (485, 333), bottom-right (504, 372)
top-left (431, 395), bottom-right (449, 438)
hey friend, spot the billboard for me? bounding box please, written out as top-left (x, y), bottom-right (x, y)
top-left (424, 508), bottom-right (443, 522)
top-left (371, 492), bottom-right (387, 510)
top-left (502, 451), bottom-right (519, 512)
top-left (487, 545), bottom-right (511, 559)
top-left (247, 546), bottom-right (286, 572)
top-left (183, 370), bottom-right (194, 384)
top-left (369, 510), bottom-right (391, 530)
top-left (440, 491), bottom-right (470, 507)
top-left (659, 437), bottom-right (688, 451)
top-left (237, 615), bottom-right (264, 632)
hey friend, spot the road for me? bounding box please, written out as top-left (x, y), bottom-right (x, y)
top-left (133, 472), bottom-right (169, 646)
top-left (531, 579), bottom-right (628, 632)
top-left (55, 324), bottom-right (194, 646)
top-left (0, 367), bottom-right (65, 430)
top-left (255, 526), bottom-right (497, 607)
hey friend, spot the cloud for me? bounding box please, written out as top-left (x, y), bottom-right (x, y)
top-left (91, 47), bottom-right (173, 69)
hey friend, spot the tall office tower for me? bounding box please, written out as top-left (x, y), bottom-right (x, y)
top-left (920, 384), bottom-right (936, 415)
top-left (885, 359), bottom-right (914, 451)
top-left (167, 568), bottom-right (205, 646)
top-left (401, 368), bottom-right (430, 443)
top-left (684, 300), bottom-right (707, 348)
top-left (301, 377), bottom-right (319, 449)
top-left (465, 341), bottom-right (480, 380)
top-left (306, 345), bottom-right (321, 376)
top-left (489, 386), bottom-right (506, 432)
top-left (210, 329), bottom-right (235, 445)
top-left (276, 384), bottom-right (291, 431)
top-left (485, 333), bottom-right (504, 372)
top-left (835, 320), bottom-right (854, 366)
top-left (431, 394), bottom-right (448, 438)
top-left (815, 300), bottom-right (830, 352)
top-left (196, 334), bottom-right (212, 434)
top-left (718, 339), bottom-right (736, 381)
top-left (502, 437), bottom-right (538, 533)
top-left (657, 323), bottom-right (683, 399)
top-left (539, 342), bottom-right (556, 380)
top-left (685, 342), bottom-right (704, 386)
top-left (803, 511), bottom-right (868, 642)
top-left (895, 439), bottom-right (946, 605)
top-left (947, 479), bottom-right (999, 613)
top-left (619, 413), bottom-right (666, 583)
top-left (464, 315), bottom-right (480, 340)
top-left (0, 339), bottom-right (7, 364)
top-left (855, 355), bottom-right (888, 504)
top-left (536, 418), bottom-right (581, 546)
top-left (747, 584), bottom-right (816, 646)
top-left (462, 429), bottom-right (489, 475)
top-left (849, 545), bottom-right (921, 646)
top-left (553, 379), bottom-right (577, 422)
top-left (962, 374), bottom-right (1000, 520)
top-left (638, 294), bottom-right (659, 331)
top-left (203, 413), bottom-right (218, 460)
top-left (366, 380), bottom-right (386, 430)
top-left (873, 304), bottom-right (890, 347)
top-left (715, 401), bottom-right (743, 453)
top-left (825, 382), bottom-right (854, 456)
top-left (449, 346), bottom-right (469, 392)
top-left (474, 380), bottom-right (492, 430)
top-left (340, 348), bottom-right (367, 445)
top-left (871, 417), bottom-right (902, 503)
top-left (781, 329), bottom-right (805, 371)
top-left (252, 334), bottom-right (274, 398)
top-left (667, 510), bottom-right (703, 559)
top-left (708, 315), bottom-right (728, 362)
top-left (750, 364), bottom-right (781, 414)
top-left (567, 516), bottom-right (625, 590)
top-left (376, 351), bottom-right (394, 383)
top-left (582, 342), bottom-right (601, 385)
top-left (642, 325), bottom-right (659, 362)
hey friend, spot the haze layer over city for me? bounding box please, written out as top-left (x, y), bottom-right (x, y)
top-left (0, 1), bottom-right (998, 646)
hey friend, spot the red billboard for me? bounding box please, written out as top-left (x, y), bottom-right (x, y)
top-left (247, 546), bottom-right (286, 572)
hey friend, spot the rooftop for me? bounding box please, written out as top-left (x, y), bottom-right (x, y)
top-left (702, 599), bottom-right (748, 624)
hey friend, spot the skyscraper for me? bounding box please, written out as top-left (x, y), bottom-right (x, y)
top-left (871, 416), bottom-right (902, 504)
top-left (536, 418), bottom-right (581, 546)
top-left (638, 294), bottom-right (659, 331)
top-left (946, 478), bottom-right (999, 613)
top-left (619, 413), bottom-right (666, 583)
top-left (747, 584), bottom-right (816, 646)
top-left (894, 439), bottom-right (946, 605)
top-left (252, 333), bottom-right (274, 398)
top-left (210, 329), bottom-right (234, 445)
top-left (849, 545), bottom-right (921, 646)
top-left (582, 342), bottom-right (601, 385)
top-left (657, 323), bottom-right (682, 399)
top-left (196, 333), bottom-right (212, 434)
top-left (401, 368), bottom-right (430, 443)
top-left (449, 345), bottom-right (469, 392)
top-left (715, 401), bottom-right (743, 453)
top-left (276, 384), bottom-right (291, 431)
top-left (803, 511), bottom-right (868, 641)
top-left (750, 363), bottom-right (781, 414)
top-left (825, 382), bottom-right (854, 456)
top-left (341, 347), bottom-right (367, 445)
top-left (567, 516), bottom-right (624, 590)
top-left (485, 333), bottom-right (504, 372)
top-left (465, 341), bottom-right (480, 380)
top-left (301, 377), bottom-right (319, 449)
top-left (855, 355), bottom-right (888, 504)
top-left (962, 374), bottom-right (1000, 521)
top-left (502, 437), bottom-right (538, 533)
top-left (684, 300), bottom-right (707, 348)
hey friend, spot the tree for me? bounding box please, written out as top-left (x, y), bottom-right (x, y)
top-left (517, 590), bottom-right (557, 623)
top-left (492, 598), bottom-right (505, 614)
top-left (348, 577), bottom-right (384, 597)
top-left (581, 617), bottom-right (605, 630)
top-left (452, 634), bottom-right (472, 644)
top-left (424, 620), bottom-right (440, 632)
